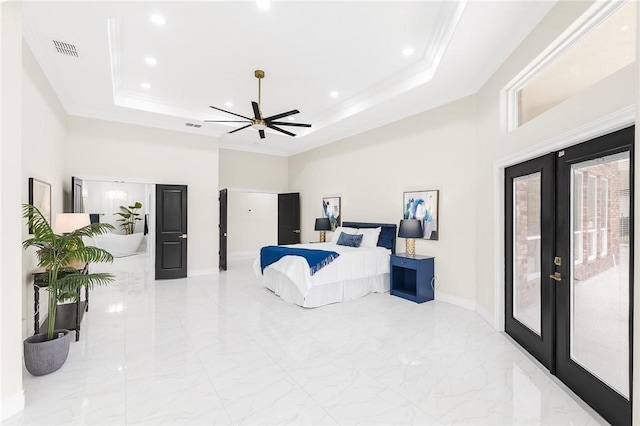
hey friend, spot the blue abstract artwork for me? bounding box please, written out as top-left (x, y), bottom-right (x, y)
top-left (322, 197), bottom-right (341, 231)
top-left (403, 190), bottom-right (439, 240)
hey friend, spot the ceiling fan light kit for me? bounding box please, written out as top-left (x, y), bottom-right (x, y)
top-left (205, 69), bottom-right (312, 139)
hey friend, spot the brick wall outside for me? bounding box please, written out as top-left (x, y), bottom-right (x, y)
top-left (574, 162), bottom-right (623, 282)
top-left (514, 177), bottom-right (540, 311)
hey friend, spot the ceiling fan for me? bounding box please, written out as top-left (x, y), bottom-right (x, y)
top-left (205, 69), bottom-right (311, 139)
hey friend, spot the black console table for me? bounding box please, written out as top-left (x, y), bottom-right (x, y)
top-left (33, 264), bottom-right (89, 342)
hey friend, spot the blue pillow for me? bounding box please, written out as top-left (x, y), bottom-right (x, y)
top-left (336, 232), bottom-right (363, 247)
top-left (377, 227), bottom-right (395, 250)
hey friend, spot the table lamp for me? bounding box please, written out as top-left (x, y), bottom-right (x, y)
top-left (398, 219), bottom-right (423, 257)
top-left (314, 218), bottom-right (331, 242)
top-left (54, 213), bottom-right (90, 234)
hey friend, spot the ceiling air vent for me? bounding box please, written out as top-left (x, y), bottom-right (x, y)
top-left (185, 123), bottom-right (202, 128)
top-left (52, 40), bottom-right (78, 57)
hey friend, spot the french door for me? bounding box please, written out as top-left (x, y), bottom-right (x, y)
top-left (505, 126), bottom-right (634, 426)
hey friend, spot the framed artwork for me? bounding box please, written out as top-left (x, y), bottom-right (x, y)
top-left (29, 178), bottom-right (52, 234)
top-left (403, 190), bottom-right (439, 240)
top-left (322, 197), bottom-right (341, 231)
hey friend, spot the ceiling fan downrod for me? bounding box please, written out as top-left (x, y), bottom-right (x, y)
top-left (255, 69), bottom-right (264, 113)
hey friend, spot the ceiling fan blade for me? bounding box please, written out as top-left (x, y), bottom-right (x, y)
top-left (264, 109), bottom-right (299, 121)
top-left (252, 101), bottom-right (262, 120)
top-left (228, 124), bottom-right (252, 134)
top-left (259, 130), bottom-right (266, 139)
top-left (209, 105), bottom-right (253, 121)
top-left (270, 121), bottom-right (312, 128)
top-left (204, 120), bottom-right (251, 123)
top-left (267, 124), bottom-right (296, 137)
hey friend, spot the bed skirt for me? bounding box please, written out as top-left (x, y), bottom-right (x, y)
top-left (262, 268), bottom-right (390, 308)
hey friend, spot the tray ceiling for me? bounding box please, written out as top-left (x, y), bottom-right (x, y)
top-left (22, 1), bottom-right (556, 156)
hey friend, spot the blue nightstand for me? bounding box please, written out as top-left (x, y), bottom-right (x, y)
top-left (390, 254), bottom-right (434, 303)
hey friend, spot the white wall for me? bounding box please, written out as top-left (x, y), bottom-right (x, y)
top-left (289, 96), bottom-right (478, 304)
top-left (21, 40), bottom-right (69, 337)
top-left (219, 148), bottom-right (288, 192)
top-left (227, 192), bottom-right (277, 256)
top-left (84, 180), bottom-right (147, 234)
top-left (0, 3), bottom-right (25, 420)
top-left (66, 117), bottom-right (219, 275)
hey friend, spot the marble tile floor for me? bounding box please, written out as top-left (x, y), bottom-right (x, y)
top-left (3, 255), bottom-right (607, 425)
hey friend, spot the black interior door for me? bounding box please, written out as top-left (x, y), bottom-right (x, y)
top-left (554, 126), bottom-right (633, 426)
top-left (155, 184), bottom-right (188, 279)
top-left (278, 193), bottom-right (300, 245)
top-left (505, 154), bottom-right (555, 370)
top-left (72, 177), bottom-right (83, 213)
top-left (219, 188), bottom-right (227, 271)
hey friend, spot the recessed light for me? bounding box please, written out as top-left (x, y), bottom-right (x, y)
top-left (145, 57), bottom-right (157, 66)
top-left (330, 91), bottom-right (339, 98)
top-left (402, 47), bottom-right (415, 56)
top-left (150, 14), bottom-right (165, 26)
top-left (288, 116), bottom-right (295, 121)
top-left (620, 24), bottom-right (630, 32)
top-left (256, 0), bottom-right (271, 10)
top-left (140, 82), bottom-right (151, 89)
top-left (225, 102), bottom-right (233, 108)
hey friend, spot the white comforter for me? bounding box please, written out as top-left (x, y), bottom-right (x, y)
top-left (253, 243), bottom-right (391, 297)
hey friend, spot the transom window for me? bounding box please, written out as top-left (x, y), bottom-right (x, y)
top-left (507, 1), bottom-right (636, 130)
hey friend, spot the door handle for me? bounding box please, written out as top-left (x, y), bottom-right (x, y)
top-left (293, 230), bottom-right (301, 234)
top-left (178, 234), bottom-right (188, 239)
top-left (549, 272), bottom-right (562, 282)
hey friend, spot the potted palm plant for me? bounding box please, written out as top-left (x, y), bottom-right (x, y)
top-left (22, 204), bottom-right (115, 375)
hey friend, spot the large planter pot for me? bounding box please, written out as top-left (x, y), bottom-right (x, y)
top-left (23, 329), bottom-right (71, 376)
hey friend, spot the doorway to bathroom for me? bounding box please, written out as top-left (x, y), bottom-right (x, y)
top-left (77, 178), bottom-right (155, 261)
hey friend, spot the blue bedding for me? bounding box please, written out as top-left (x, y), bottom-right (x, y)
top-left (260, 246), bottom-right (340, 275)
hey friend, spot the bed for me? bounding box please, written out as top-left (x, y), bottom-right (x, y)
top-left (253, 222), bottom-right (396, 307)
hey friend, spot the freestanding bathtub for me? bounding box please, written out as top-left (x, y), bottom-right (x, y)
top-left (92, 233), bottom-right (144, 257)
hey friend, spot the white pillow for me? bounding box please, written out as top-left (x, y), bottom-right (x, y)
top-left (357, 227), bottom-right (381, 248)
top-left (330, 226), bottom-right (358, 243)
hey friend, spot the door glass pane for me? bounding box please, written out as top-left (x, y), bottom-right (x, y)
top-left (513, 173), bottom-right (541, 336)
top-left (570, 151), bottom-right (630, 399)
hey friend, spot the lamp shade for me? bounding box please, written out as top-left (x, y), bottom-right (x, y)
top-left (314, 217), bottom-right (331, 231)
top-left (54, 213), bottom-right (90, 234)
top-left (398, 219), bottom-right (423, 238)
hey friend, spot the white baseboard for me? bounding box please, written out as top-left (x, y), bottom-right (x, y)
top-left (435, 291), bottom-right (476, 311)
top-left (188, 268), bottom-right (219, 277)
top-left (475, 303), bottom-right (496, 329)
top-left (1, 390), bottom-right (24, 421)
top-left (435, 291), bottom-right (498, 329)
